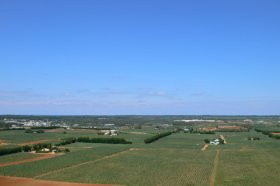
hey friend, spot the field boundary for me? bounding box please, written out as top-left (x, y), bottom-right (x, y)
top-left (210, 150), bottom-right (220, 186)
top-left (0, 175), bottom-right (114, 186)
top-left (0, 153), bottom-right (59, 167)
top-left (34, 148), bottom-right (133, 179)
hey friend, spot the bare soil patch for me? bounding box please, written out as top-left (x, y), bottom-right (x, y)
top-left (0, 176), bottom-right (113, 186)
top-left (272, 132), bottom-right (280, 135)
top-left (210, 150), bottom-right (220, 186)
top-left (0, 140), bottom-right (9, 146)
top-left (201, 144), bottom-right (209, 151)
top-left (0, 153), bottom-right (59, 167)
top-left (220, 135), bottom-right (227, 144)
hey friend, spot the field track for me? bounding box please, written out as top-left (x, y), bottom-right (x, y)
top-left (0, 176), bottom-right (113, 186)
top-left (201, 144), bottom-right (209, 151)
top-left (0, 140), bottom-right (9, 146)
top-left (0, 154), bottom-right (58, 168)
top-left (220, 135), bottom-right (227, 144)
top-left (210, 150), bottom-right (220, 186)
top-left (34, 148), bottom-right (133, 179)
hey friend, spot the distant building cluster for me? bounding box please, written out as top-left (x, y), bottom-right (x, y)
top-left (174, 119), bottom-right (216, 123)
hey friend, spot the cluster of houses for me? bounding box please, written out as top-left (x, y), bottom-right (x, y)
top-left (210, 139), bottom-right (220, 145)
top-left (3, 118), bottom-right (70, 129)
top-left (99, 129), bottom-right (118, 136)
top-left (205, 138), bottom-right (224, 145)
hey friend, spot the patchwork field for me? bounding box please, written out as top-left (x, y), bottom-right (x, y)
top-left (0, 126), bottom-right (279, 186)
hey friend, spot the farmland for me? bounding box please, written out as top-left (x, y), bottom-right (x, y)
top-left (0, 115), bottom-right (280, 186)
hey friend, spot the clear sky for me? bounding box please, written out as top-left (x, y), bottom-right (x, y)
top-left (0, 0), bottom-right (280, 115)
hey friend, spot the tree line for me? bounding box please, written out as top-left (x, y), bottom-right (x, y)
top-left (255, 128), bottom-right (280, 139)
top-left (56, 137), bottom-right (132, 146)
top-left (144, 131), bottom-right (174, 144)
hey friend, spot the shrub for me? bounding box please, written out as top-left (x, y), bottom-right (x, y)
top-left (55, 137), bottom-right (76, 146)
top-left (25, 129), bottom-right (33, 133)
top-left (204, 139), bottom-right (210, 144)
top-left (64, 148), bottom-right (70, 152)
top-left (218, 138), bottom-right (225, 144)
top-left (37, 129), bottom-right (45, 133)
top-left (77, 137), bottom-right (91, 143)
top-left (33, 143), bottom-right (52, 152)
top-left (22, 145), bottom-right (32, 152)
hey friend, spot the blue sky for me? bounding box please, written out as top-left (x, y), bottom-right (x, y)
top-left (0, 0), bottom-right (280, 115)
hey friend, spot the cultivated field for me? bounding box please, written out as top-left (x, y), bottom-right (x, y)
top-left (0, 118), bottom-right (280, 186)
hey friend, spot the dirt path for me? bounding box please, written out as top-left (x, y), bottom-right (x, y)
top-left (220, 135), bottom-right (227, 144)
top-left (0, 140), bottom-right (9, 146)
top-left (34, 148), bottom-right (133, 179)
top-left (0, 176), bottom-right (113, 186)
top-left (210, 150), bottom-right (220, 186)
top-left (0, 154), bottom-right (58, 167)
top-left (201, 144), bottom-right (209, 151)
top-left (20, 139), bottom-right (59, 146)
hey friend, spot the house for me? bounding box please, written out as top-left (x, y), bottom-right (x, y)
top-left (41, 148), bottom-right (50, 152)
top-left (110, 130), bottom-right (118, 136)
top-left (100, 129), bottom-right (118, 136)
top-left (210, 139), bottom-right (220, 145)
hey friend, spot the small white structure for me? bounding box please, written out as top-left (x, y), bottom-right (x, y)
top-left (110, 130), bottom-right (118, 136)
top-left (104, 124), bottom-right (115, 127)
top-left (41, 148), bottom-right (50, 152)
top-left (100, 129), bottom-right (118, 136)
top-left (174, 119), bottom-right (216, 123)
top-left (210, 139), bottom-right (220, 145)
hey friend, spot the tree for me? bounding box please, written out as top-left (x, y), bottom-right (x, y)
top-left (22, 145), bottom-right (32, 152)
top-left (204, 139), bottom-right (210, 144)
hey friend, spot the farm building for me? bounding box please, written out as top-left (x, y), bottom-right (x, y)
top-left (210, 139), bottom-right (220, 145)
top-left (100, 129), bottom-right (118, 136)
top-left (41, 148), bottom-right (50, 152)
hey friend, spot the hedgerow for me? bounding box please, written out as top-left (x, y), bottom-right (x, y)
top-left (144, 131), bottom-right (174, 144)
top-left (55, 137), bottom-right (77, 146)
top-left (77, 137), bottom-right (132, 144)
top-left (255, 128), bottom-right (280, 140)
top-left (0, 147), bottom-right (22, 156)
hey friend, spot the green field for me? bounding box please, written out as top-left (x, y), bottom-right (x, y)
top-left (0, 125), bottom-right (279, 186)
top-left (0, 152), bottom-right (40, 164)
